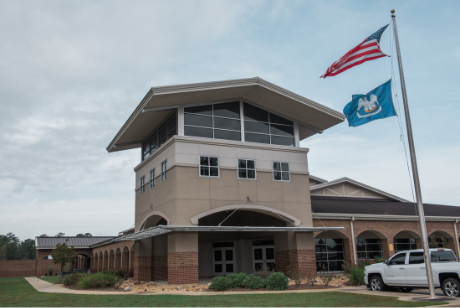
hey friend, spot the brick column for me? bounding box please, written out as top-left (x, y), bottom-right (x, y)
top-left (167, 232), bottom-right (199, 284)
top-left (108, 253), bottom-right (114, 270)
top-left (121, 251), bottom-right (129, 272)
top-left (114, 254), bottom-right (121, 270)
top-left (129, 251), bottom-right (134, 277)
top-left (274, 232), bottom-right (316, 278)
top-left (415, 239), bottom-right (423, 249)
top-left (152, 235), bottom-right (168, 280)
top-left (103, 254), bottom-right (108, 271)
top-left (343, 239), bottom-right (353, 265)
top-left (387, 239), bottom-right (395, 258)
top-left (134, 239), bottom-right (152, 282)
top-left (382, 239), bottom-right (390, 259)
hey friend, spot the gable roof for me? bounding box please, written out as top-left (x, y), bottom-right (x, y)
top-left (107, 77), bottom-right (345, 152)
top-left (35, 236), bottom-right (116, 250)
top-left (309, 175), bottom-right (328, 184)
top-left (310, 177), bottom-right (409, 202)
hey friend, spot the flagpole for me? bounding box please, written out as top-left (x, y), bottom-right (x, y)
top-left (391, 10), bottom-right (436, 298)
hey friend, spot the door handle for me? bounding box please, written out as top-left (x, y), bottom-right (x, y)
top-left (420, 267), bottom-right (426, 269)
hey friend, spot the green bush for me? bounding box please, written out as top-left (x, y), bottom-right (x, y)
top-left (342, 262), bottom-right (365, 286)
top-left (76, 271), bottom-right (121, 289)
top-left (242, 274), bottom-right (265, 289)
top-left (209, 276), bottom-right (229, 291)
top-left (265, 272), bottom-right (288, 290)
top-left (226, 273), bottom-right (247, 288)
top-left (62, 273), bottom-right (84, 286)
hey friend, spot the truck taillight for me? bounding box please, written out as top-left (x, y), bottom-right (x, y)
top-left (438, 249), bottom-right (445, 251)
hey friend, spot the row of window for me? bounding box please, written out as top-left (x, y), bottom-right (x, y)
top-left (142, 115), bottom-right (177, 161)
top-left (139, 157), bottom-right (291, 194)
top-left (140, 160), bottom-right (167, 195)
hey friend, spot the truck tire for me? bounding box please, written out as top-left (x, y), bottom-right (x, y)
top-left (369, 276), bottom-right (386, 291)
top-left (399, 287), bottom-right (413, 293)
top-left (442, 278), bottom-right (460, 297)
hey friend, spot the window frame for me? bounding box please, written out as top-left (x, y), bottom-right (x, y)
top-left (199, 156), bottom-right (220, 178)
top-left (150, 169), bottom-right (155, 189)
top-left (272, 161), bottom-right (290, 182)
top-left (237, 158), bottom-right (257, 180)
top-left (161, 160), bottom-right (167, 183)
top-left (140, 175), bottom-right (145, 195)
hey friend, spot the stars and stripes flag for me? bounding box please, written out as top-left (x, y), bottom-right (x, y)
top-left (320, 25), bottom-right (389, 78)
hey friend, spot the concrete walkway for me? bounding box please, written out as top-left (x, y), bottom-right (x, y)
top-left (25, 277), bottom-right (460, 305)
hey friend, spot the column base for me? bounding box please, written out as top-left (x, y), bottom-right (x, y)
top-left (167, 252), bottom-right (198, 284)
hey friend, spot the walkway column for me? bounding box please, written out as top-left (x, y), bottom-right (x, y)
top-left (167, 232), bottom-right (198, 284)
top-left (274, 232), bottom-right (316, 278)
top-left (121, 250), bottom-right (129, 272)
top-left (114, 253), bottom-right (121, 270)
top-left (152, 235), bottom-right (168, 281)
top-left (134, 239), bottom-right (152, 282)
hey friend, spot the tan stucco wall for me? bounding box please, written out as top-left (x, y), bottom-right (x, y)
top-left (135, 137), bottom-right (313, 230)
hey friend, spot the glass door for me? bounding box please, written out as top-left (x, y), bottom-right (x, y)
top-left (213, 243), bottom-right (235, 276)
top-left (253, 245), bottom-right (275, 274)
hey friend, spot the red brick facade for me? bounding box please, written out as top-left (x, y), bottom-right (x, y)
top-left (167, 252), bottom-right (198, 284)
top-left (0, 260), bottom-right (36, 278)
top-left (152, 255), bottom-right (167, 280)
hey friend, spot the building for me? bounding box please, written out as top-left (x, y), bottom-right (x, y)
top-left (28, 78), bottom-right (460, 284)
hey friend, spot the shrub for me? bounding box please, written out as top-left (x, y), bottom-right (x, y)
top-left (342, 262), bottom-right (365, 286)
top-left (318, 264), bottom-right (334, 286)
top-left (242, 274), bottom-right (265, 289)
top-left (226, 273), bottom-right (247, 288)
top-left (47, 265), bottom-right (53, 276)
top-left (265, 272), bottom-right (288, 290)
top-left (62, 273), bottom-right (84, 286)
top-left (209, 276), bottom-right (229, 291)
top-left (76, 271), bottom-right (121, 289)
top-left (114, 269), bottom-right (126, 278)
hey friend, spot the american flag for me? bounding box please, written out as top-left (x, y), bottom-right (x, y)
top-left (320, 25), bottom-right (389, 78)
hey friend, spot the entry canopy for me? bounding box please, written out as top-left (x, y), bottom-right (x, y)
top-left (105, 225), bottom-right (345, 243)
top-left (107, 77), bottom-right (345, 152)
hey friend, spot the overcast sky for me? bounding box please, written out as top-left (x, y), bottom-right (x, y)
top-left (1, 0), bottom-right (459, 240)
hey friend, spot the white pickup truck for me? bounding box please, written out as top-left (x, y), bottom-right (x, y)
top-left (364, 248), bottom-right (460, 297)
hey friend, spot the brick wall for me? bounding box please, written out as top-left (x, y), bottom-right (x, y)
top-left (152, 255), bottom-right (167, 280)
top-left (168, 252), bottom-right (198, 284)
top-left (134, 256), bottom-right (152, 282)
top-left (0, 260), bottom-right (36, 278)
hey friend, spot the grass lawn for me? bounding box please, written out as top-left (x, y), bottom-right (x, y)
top-left (0, 277), bottom-right (448, 307)
top-left (38, 276), bottom-right (60, 284)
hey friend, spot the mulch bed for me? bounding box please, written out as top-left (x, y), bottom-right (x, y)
top-left (64, 285), bottom-right (124, 292)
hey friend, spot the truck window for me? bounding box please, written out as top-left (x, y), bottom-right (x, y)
top-left (409, 252), bottom-right (424, 264)
top-left (431, 250), bottom-right (457, 262)
top-left (389, 253), bottom-right (406, 265)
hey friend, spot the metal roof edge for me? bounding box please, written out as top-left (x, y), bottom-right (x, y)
top-left (313, 213), bottom-right (460, 222)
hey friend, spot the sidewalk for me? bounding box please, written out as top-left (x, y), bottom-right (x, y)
top-left (25, 277), bottom-right (459, 305)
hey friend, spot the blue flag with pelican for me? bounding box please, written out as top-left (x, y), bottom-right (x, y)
top-left (343, 80), bottom-right (396, 127)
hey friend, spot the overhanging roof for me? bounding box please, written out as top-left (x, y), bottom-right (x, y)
top-left (109, 225), bottom-right (345, 243)
top-left (35, 236), bottom-right (116, 250)
top-left (107, 77), bottom-right (345, 152)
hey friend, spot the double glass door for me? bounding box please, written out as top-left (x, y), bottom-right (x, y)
top-left (213, 243), bottom-right (235, 276)
top-left (253, 245), bottom-right (275, 273)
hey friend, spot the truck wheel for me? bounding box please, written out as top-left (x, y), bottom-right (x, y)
top-left (442, 278), bottom-right (460, 297)
top-left (399, 287), bottom-right (413, 293)
top-left (369, 276), bottom-right (386, 291)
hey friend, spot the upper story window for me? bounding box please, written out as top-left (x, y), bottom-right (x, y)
top-left (161, 160), bottom-right (167, 182)
top-left (243, 103), bottom-right (294, 146)
top-left (142, 114), bottom-right (177, 161)
top-left (184, 102), bottom-right (241, 142)
top-left (273, 162), bottom-right (290, 181)
top-left (150, 169), bottom-right (155, 189)
top-left (140, 176), bottom-right (145, 194)
top-left (199, 156), bottom-right (219, 177)
top-left (238, 159), bottom-right (256, 180)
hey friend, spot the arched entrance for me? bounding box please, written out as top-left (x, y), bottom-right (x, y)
top-left (393, 230), bottom-right (420, 252)
top-left (315, 230), bottom-right (350, 272)
top-left (356, 230), bottom-right (387, 260)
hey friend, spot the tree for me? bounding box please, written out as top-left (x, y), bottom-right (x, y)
top-left (39, 234), bottom-right (48, 237)
top-left (0, 233), bottom-right (19, 260)
top-left (76, 233), bottom-right (92, 237)
top-left (55, 232), bottom-right (65, 237)
top-left (0, 244), bottom-right (6, 260)
top-left (51, 242), bottom-right (75, 273)
top-left (18, 239), bottom-right (36, 260)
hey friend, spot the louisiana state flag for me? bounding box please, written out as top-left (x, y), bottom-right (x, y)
top-left (343, 80), bottom-right (396, 127)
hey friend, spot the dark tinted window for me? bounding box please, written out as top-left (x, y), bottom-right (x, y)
top-left (184, 105), bottom-right (212, 115)
top-left (243, 103), bottom-right (269, 122)
top-left (212, 242), bottom-right (234, 248)
top-left (431, 250), bottom-right (457, 262)
top-left (245, 132), bottom-right (270, 144)
top-left (389, 253), bottom-right (406, 265)
top-left (214, 117), bottom-right (240, 131)
top-left (214, 130), bottom-right (240, 141)
top-left (184, 126), bottom-right (213, 138)
top-left (271, 136), bottom-right (295, 146)
top-left (270, 113), bottom-right (293, 125)
top-left (409, 252), bottom-right (424, 264)
top-left (213, 101), bottom-right (240, 119)
top-left (244, 121), bottom-right (269, 134)
top-left (184, 113), bottom-right (212, 127)
top-left (270, 124), bottom-right (294, 137)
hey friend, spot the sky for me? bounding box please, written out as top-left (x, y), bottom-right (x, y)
top-left (1, 0), bottom-right (459, 240)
